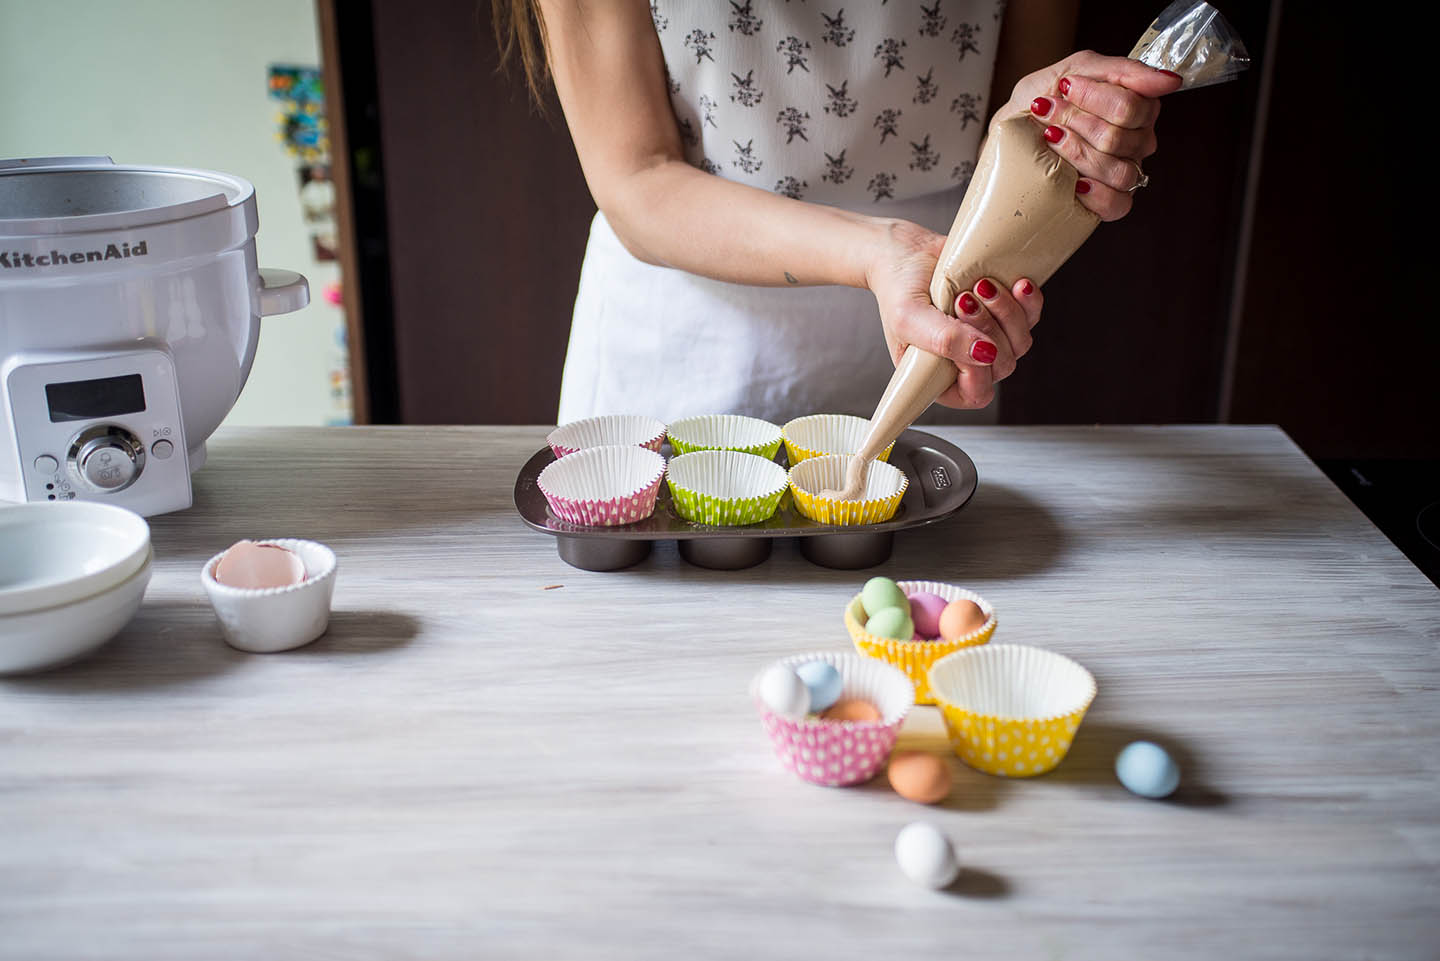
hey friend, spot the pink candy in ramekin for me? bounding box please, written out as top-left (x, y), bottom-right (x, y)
top-left (752, 651), bottom-right (915, 787)
top-left (536, 445), bottom-right (666, 526)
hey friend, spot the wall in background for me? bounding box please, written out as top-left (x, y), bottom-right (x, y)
top-left (0, 0), bottom-right (348, 427)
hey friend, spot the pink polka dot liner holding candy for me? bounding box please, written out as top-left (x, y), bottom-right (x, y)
top-left (751, 651), bottom-right (915, 787)
top-left (536, 445), bottom-right (667, 527)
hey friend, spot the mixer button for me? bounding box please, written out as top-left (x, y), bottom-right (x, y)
top-left (151, 439), bottom-right (174, 459)
top-left (33, 454), bottom-right (58, 474)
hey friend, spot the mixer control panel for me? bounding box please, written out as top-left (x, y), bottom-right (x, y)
top-left (2, 347), bottom-right (192, 516)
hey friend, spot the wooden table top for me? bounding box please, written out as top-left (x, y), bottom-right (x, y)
top-left (2, 425), bottom-right (1437, 960)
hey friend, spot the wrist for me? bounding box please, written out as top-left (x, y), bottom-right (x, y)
top-left (861, 218), bottom-right (940, 297)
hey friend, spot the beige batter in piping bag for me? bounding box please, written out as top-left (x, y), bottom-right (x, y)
top-left (822, 0), bottom-right (1249, 501)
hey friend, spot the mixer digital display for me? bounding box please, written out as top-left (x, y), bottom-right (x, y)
top-left (45, 373), bottom-right (146, 423)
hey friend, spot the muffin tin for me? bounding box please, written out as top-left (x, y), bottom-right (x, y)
top-left (514, 428), bottom-right (977, 571)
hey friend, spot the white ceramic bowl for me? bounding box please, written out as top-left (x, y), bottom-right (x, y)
top-left (0, 501), bottom-right (151, 615)
top-left (201, 539), bottom-right (337, 653)
top-left (0, 550), bottom-right (152, 675)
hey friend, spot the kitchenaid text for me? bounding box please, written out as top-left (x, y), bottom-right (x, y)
top-left (1, 240), bottom-right (148, 269)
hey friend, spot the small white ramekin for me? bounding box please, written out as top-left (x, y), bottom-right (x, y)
top-left (201, 539), bottom-right (337, 653)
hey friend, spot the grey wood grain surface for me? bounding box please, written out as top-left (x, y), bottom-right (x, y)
top-left (2, 426), bottom-right (1437, 961)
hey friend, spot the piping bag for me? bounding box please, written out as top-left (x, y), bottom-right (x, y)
top-left (823, 1), bottom-right (1250, 500)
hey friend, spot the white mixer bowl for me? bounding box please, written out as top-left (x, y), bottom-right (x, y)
top-left (0, 501), bottom-right (153, 674)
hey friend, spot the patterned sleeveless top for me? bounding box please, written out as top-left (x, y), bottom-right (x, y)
top-left (653, 0), bottom-right (1005, 207)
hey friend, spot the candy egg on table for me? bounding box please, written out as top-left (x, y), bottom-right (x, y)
top-left (795, 660), bottom-right (843, 713)
top-left (907, 591), bottom-right (948, 640)
top-left (894, 821), bottom-right (960, 889)
top-left (757, 664), bottom-right (810, 719)
top-left (861, 576), bottom-right (909, 617)
top-left (887, 751), bottom-right (953, 804)
top-left (865, 606), bottom-right (914, 641)
top-left (1115, 741), bottom-right (1180, 799)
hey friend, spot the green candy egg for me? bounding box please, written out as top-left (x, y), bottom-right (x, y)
top-left (865, 606), bottom-right (914, 641)
top-left (861, 577), bottom-right (908, 618)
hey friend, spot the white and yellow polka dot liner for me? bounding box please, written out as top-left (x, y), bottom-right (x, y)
top-left (843, 581), bottom-right (995, 704)
top-left (788, 454), bottom-right (908, 526)
top-left (927, 644), bottom-right (1097, 778)
top-left (781, 414), bottom-right (895, 466)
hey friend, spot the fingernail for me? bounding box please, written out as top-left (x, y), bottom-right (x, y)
top-left (1020, 280), bottom-right (1034, 296)
top-left (971, 341), bottom-right (998, 365)
top-left (975, 278), bottom-right (997, 299)
top-left (1158, 68), bottom-right (1182, 81)
top-left (1075, 179), bottom-right (1091, 195)
top-left (1058, 77), bottom-right (1071, 97)
top-left (1044, 125), bottom-right (1064, 144)
top-left (958, 293), bottom-right (980, 315)
top-left (1030, 96), bottom-right (1052, 117)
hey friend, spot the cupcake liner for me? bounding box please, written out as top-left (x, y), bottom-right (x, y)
top-left (535, 445), bottom-right (666, 527)
top-left (781, 413), bottom-right (895, 466)
top-left (751, 651), bottom-right (915, 787)
top-left (667, 414), bottom-right (783, 460)
top-left (845, 581), bottom-right (996, 704)
top-left (928, 644), bottom-right (1097, 778)
top-left (547, 414), bottom-right (667, 459)
top-left (666, 450), bottom-right (788, 526)
top-left (788, 454), bottom-right (908, 526)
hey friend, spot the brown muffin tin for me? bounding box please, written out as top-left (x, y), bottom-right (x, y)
top-left (514, 428), bottom-right (977, 571)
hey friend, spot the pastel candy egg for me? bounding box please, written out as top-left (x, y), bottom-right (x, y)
top-left (894, 821), bottom-right (960, 889)
top-left (888, 751), bottom-right (953, 804)
top-left (907, 591), bottom-right (948, 640)
top-left (795, 660), bottom-right (843, 713)
top-left (865, 606), bottom-right (913, 641)
top-left (939, 599), bottom-right (987, 640)
top-left (757, 664), bottom-right (810, 719)
top-left (861, 577), bottom-right (908, 618)
top-left (1115, 741), bottom-right (1180, 799)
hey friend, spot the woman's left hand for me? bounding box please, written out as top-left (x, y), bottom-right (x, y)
top-left (997, 51), bottom-right (1184, 222)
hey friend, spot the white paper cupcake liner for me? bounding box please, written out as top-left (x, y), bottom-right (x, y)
top-left (781, 413), bottom-right (895, 465)
top-left (667, 414), bottom-right (783, 460)
top-left (788, 454), bottom-right (909, 526)
top-left (547, 414), bottom-right (667, 458)
top-left (751, 650), bottom-right (915, 787)
top-left (535, 445), bottom-right (666, 527)
top-left (665, 449), bottom-right (788, 525)
top-left (927, 644), bottom-right (1098, 778)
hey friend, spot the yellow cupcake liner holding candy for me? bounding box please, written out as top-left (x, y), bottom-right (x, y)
top-left (781, 414), bottom-right (895, 466)
top-left (844, 581), bottom-right (995, 704)
top-left (927, 644), bottom-right (1097, 778)
top-left (788, 455), bottom-right (907, 526)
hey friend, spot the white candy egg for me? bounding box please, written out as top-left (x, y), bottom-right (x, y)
top-left (894, 821), bottom-right (960, 889)
top-left (758, 664), bottom-right (811, 719)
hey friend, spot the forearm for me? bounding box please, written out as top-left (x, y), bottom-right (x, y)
top-left (599, 159), bottom-right (897, 290)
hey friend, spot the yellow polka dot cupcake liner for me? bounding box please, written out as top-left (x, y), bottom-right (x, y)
top-left (788, 454), bottom-right (907, 526)
top-left (781, 414), bottom-right (895, 466)
top-left (927, 644), bottom-right (1097, 778)
top-left (844, 581), bottom-right (995, 705)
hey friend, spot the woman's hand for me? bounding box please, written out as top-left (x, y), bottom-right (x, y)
top-left (866, 221), bottom-right (1043, 409)
top-left (998, 51), bottom-right (1184, 221)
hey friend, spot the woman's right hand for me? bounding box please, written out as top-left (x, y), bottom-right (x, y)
top-left (866, 220), bottom-right (1044, 409)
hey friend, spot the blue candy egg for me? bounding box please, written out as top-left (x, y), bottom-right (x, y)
top-left (1115, 741), bottom-right (1180, 798)
top-left (795, 661), bottom-right (844, 713)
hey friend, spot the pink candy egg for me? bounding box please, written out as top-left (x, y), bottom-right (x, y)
top-left (907, 591), bottom-right (948, 640)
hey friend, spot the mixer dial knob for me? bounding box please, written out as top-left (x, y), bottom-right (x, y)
top-left (67, 425), bottom-right (146, 493)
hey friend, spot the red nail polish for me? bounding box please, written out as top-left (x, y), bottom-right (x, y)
top-left (1075, 179), bottom-right (1091, 195)
top-left (1158, 69), bottom-right (1182, 81)
top-left (1044, 125), bottom-right (1064, 144)
top-left (1021, 281), bottom-right (1034, 296)
top-left (1058, 77), bottom-right (1071, 96)
top-left (958, 293), bottom-right (980, 315)
top-left (975, 278), bottom-right (997, 299)
top-left (971, 341), bottom-right (998, 365)
top-left (1030, 96), bottom-right (1052, 117)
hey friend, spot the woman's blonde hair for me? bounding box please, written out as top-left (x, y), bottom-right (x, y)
top-left (491, 0), bottom-right (551, 105)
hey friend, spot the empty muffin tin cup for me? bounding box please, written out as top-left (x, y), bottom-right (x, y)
top-left (201, 539), bottom-right (337, 653)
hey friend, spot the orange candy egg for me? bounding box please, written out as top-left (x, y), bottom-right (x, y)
top-left (887, 751), bottom-right (953, 804)
top-left (820, 697), bottom-right (882, 722)
top-left (939, 599), bottom-right (987, 640)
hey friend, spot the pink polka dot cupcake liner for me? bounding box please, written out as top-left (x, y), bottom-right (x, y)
top-left (536, 445), bottom-right (666, 527)
top-left (546, 414), bottom-right (667, 459)
top-left (751, 651), bottom-right (915, 787)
